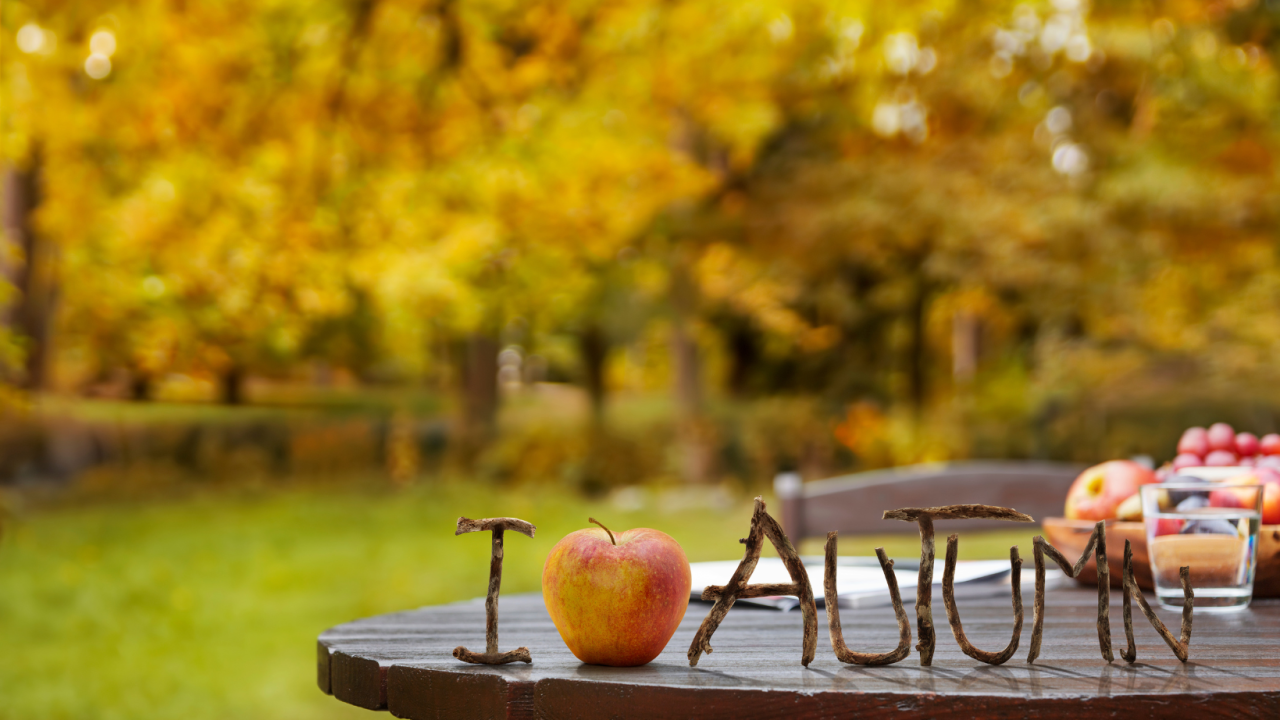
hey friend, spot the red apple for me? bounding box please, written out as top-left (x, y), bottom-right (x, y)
top-left (1261, 433), bottom-right (1280, 456)
top-left (1236, 432), bottom-right (1260, 457)
top-left (542, 520), bottom-right (691, 667)
top-left (1064, 460), bottom-right (1159, 521)
top-left (1171, 453), bottom-right (1203, 471)
top-left (1209, 486), bottom-right (1248, 509)
top-left (1207, 422), bottom-right (1237, 453)
top-left (1177, 427), bottom-right (1210, 457)
top-left (1213, 468), bottom-right (1280, 523)
top-left (1261, 471), bottom-right (1280, 525)
top-left (1155, 518), bottom-right (1184, 536)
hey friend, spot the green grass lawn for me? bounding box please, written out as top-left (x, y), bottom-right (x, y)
top-left (0, 482), bottom-right (1038, 720)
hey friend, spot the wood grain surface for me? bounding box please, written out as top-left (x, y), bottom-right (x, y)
top-left (319, 587), bottom-right (1280, 719)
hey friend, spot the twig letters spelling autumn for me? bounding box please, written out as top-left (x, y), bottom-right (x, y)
top-left (452, 501), bottom-right (1194, 668)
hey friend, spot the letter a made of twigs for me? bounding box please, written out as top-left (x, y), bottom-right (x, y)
top-left (690, 496), bottom-right (818, 667)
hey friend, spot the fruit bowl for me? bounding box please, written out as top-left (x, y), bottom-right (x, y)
top-left (1042, 517), bottom-right (1280, 597)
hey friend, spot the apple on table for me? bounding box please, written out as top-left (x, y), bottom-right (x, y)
top-left (1208, 468), bottom-right (1280, 523)
top-left (1064, 460), bottom-right (1159, 521)
top-left (542, 519), bottom-right (692, 667)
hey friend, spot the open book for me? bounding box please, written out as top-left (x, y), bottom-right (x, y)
top-left (689, 556), bottom-right (1063, 611)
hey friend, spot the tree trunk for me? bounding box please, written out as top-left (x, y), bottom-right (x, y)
top-left (460, 331), bottom-right (499, 441)
top-left (670, 258), bottom-right (711, 482)
top-left (907, 279), bottom-right (928, 415)
top-left (2, 149), bottom-right (56, 390)
top-left (951, 310), bottom-right (979, 384)
top-left (724, 317), bottom-right (759, 397)
top-left (578, 324), bottom-right (608, 427)
top-left (130, 372), bottom-right (152, 402)
top-left (672, 320), bottom-right (700, 419)
top-left (220, 366), bottom-right (244, 405)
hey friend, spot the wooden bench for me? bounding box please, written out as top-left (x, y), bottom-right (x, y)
top-left (774, 460), bottom-right (1086, 539)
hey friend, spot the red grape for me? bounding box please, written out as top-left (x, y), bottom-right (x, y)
top-left (1261, 433), bottom-right (1280, 456)
top-left (1236, 432), bottom-right (1260, 456)
top-left (1204, 449), bottom-right (1239, 467)
top-left (1177, 427), bottom-right (1210, 457)
top-left (1171, 453), bottom-right (1203, 470)
top-left (1207, 423), bottom-right (1237, 452)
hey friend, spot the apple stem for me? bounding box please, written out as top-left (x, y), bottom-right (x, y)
top-left (589, 517), bottom-right (617, 545)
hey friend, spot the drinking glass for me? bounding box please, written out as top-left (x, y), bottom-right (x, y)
top-left (1140, 481), bottom-right (1263, 612)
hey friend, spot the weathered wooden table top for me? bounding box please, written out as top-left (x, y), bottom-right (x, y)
top-left (319, 587), bottom-right (1280, 719)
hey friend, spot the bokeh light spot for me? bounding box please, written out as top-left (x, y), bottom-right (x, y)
top-left (1052, 143), bottom-right (1088, 175)
top-left (16, 23), bottom-right (44, 54)
top-left (90, 30), bottom-right (117, 57)
top-left (85, 53), bottom-right (112, 79)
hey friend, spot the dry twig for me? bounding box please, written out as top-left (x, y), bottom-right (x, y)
top-left (452, 516), bottom-right (536, 665)
top-left (1121, 539), bottom-right (1193, 663)
top-left (455, 517), bottom-right (536, 537)
top-left (883, 505), bottom-right (1035, 523)
top-left (1028, 521), bottom-right (1113, 663)
top-left (701, 583), bottom-right (798, 600)
top-left (688, 496), bottom-right (818, 667)
top-left (941, 535), bottom-right (1023, 665)
top-left (884, 504), bottom-right (1032, 665)
top-left (1120, 540), bottom-right (1137, 663)
top-left (823, 533), bottom-right (911, 666)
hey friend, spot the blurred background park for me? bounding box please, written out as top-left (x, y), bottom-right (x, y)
top-left (4, 0), bottom-right (1280, 717)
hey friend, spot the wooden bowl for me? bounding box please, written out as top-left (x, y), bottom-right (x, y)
top-left (1041, 517), bottom-right (1280, 597)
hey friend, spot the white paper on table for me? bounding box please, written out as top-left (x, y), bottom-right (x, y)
top-left (689, 556), bottom-right (1064, 611)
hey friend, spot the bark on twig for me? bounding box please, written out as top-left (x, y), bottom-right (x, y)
top-left (941, 535), bottom-right (1023, 665)
top-left (824, 533), bottom-right (912, 666)
top-left (1096, 521), bottom-right (1113, 662)
top-left (1120, 540), bottom-right (1137, 664)
top-left (688, 500), bottom-right (765, 666)
top-left (1122, 539), bottom-right (1193, 663)
top-left (701, 583), bottom-right (798, 600)
top-left (1027, 521), bottom-right (1113, 664)
top-left (455, 516), bottom-right (536, 538)
top-left (882, 505), bottom-right (1035, 523)
top-left (453, 647), bottom-right (532, 664)
top-left (1028, 536), bottom-right (1047, 662)
top-left (915, 515), bottom-right (936, 665)
top-left (756, 499), bottom-right (819, 667)
top-left (688, 496), bottom-right (817, 667)
top-left (452, 516), bottom-right (536, 665)
top-left (884, 504), bottom-right (1030, 665)
top-left (1039, 522), bottom-right (1101, 577)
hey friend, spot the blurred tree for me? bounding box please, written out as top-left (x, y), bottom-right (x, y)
top-left (5, 0), bottom-right (1280, 474)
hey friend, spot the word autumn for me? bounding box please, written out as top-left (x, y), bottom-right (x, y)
top-left (451, 498), bottom-right (1194, 668)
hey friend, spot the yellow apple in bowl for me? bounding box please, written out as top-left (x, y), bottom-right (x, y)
top-left (542, 519), bottom-right (691, 667)
top-left (1064, 460), bottom-right (1159, 521)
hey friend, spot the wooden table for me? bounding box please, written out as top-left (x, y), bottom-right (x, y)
top-left (319, 588), bottom-right (1280, 718)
